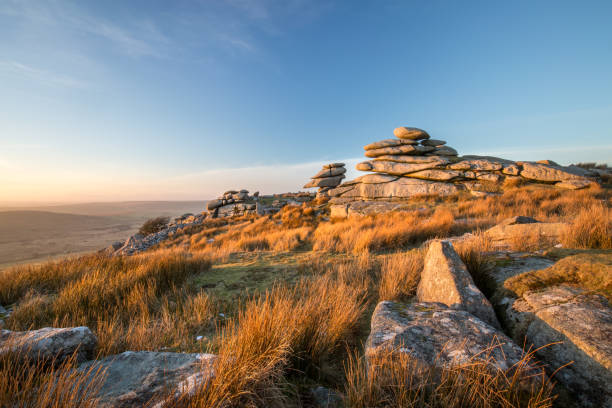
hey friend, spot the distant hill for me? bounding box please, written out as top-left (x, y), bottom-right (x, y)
top-left (0, 201), bottom-right (206, 270)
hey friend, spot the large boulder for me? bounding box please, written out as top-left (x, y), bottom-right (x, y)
top-left (503, 286), bottom-right (612, 408)
top-left (323, 162), bottom-right (345, 169)
top-left (328, 177), bottom-right (463, 200)
top-left (207, 200), bottom-right (223, 211)
top-left (484, 220), bottom-right (568, 249)
top-left (372, 155), bottom-right (451, 165)
top-left (417, 241), bottom-right (501, 328)
top-left (356, 159), bottom-right (448, 175)
top-left (77, 351), bottom-right (217, 408)
top-left (330, 201), bottom-right (413, 218)
top-left (366, 301), bottom-right (531, 374)
top-left (393, 127), bottom-right (430, 140)
top-left (518, 162), bottom-right (592, 183)
top-left (420, 139), bottom-right (446, 146)
top-left (0, 326), bottom-right (97, 364)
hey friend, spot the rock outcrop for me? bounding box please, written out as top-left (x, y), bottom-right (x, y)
top-left (113, 213), bottom-right (208, 256)
top-left (207, 189), bottom-right (258, 218)
top-left (417, 241), bottom-right (501, 328)
top-left (0, 326), bottom-right (97, 364)
top-left (77, 351), bottom-right (217, 408)
top-left (328, 126), bottom-right (599, 217)
top-left (304, 163), bottom-right (346, 197)
top-left (366, 301), bottom-right (533, 374)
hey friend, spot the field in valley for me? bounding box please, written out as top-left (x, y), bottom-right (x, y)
top-left (0, 201), bottom-right (206, 269)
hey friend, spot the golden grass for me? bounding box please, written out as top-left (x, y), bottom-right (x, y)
top-left (3, 250), bottom-right (215, 356)
top-left (0, 348), bottom-right (104, 408)
top-left (169, 272), bottom-right (368, 407)
top-left (378, 250), bottom-right (424, 302)
top-left (561, 203), bottom-right (612, 249)
top-left (344, 347), bottom-right (554, 408)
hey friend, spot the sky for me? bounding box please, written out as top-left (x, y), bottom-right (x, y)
top-left (1, 0), bottom-right (611, 204)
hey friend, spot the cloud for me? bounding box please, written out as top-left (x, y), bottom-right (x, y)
top-left (0, 60), bottom-right (89, 88)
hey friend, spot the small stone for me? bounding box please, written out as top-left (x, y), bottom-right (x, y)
top-left (303, 175), bottom-right (345, 189)
top-left (393, 127), bottom-right (430, 140)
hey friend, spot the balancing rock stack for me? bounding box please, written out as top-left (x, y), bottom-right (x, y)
top-left (303, 163), bottom-right (346, 197)
top-left (327, 126), bottom-right (599, 217)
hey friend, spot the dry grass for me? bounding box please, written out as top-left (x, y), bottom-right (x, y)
top-left (378, 250), bottom-right (424, 302)
top-left (2, 250), bottom-right (216, 356)
top-left (344, 347), bottom-right (554, 408)
top-left (0, 348), bottom-right (104, 408)
top-left (168, 272), bottom-right (368, 407)
top-left (312, 207), bottom-right (463, 253)
top-left (454, 234), bottom-right (496, 297)
top-left (561, 204), bottom-right (612, 249)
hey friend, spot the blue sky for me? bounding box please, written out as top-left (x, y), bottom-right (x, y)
top-left (1, 0), bottom-right (611, 203)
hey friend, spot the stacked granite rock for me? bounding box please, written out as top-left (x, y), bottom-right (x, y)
top-left (206, 189), bottom-right (257, 218)
top-left (303, 163), bottom-right (346, 197)
top-left (328, 126), bottom-right (599, 216)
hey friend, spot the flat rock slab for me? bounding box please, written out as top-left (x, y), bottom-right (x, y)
top-left (417, 241), bottom-right (501, 328)
top-left (364, 145), bottom-right (435, 158)
top-left (518, 162), bottom-right (591, 182)
top-left (78, 351), bottom-right (217, 408)
top-left (449, 159), bottom-right (503, 171)
top-left (354, 173), bottom-right (398, 184)
top-left (323, 162), bottom-right (345, 169)
top-left (485, 222), bottom-right (568, 249)
top-left (303, 175), bottom-right (345, 188)
top-left (329, 201), bottom-right (413, 218)
top-left (364, 139), bottom-right (418, 150)
top-left (366, 301), bottom-right (528, 373)
top-left (356, 159), bottom-right (447, 175)
top-left (556, 179), bottom-right (593, 190)
top-left (312, 167), bottom-right (346, 179)
top-left (0, 326), bottom-right (97, 365)
top-left (506, 286), bottom-right (612, 408)
top-left (329, 178), bottom-right (463, 200)
top-left (372, 155), bottom-right (450, 165)
top-left (406, 169), bottom-right (463, 181)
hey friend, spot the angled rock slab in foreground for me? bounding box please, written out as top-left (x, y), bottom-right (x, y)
top-left (417, 240), bottom-right (501, 329)
top-left (77, 351), bottom-right (216, 408)
top-left (365, 301), bottom-right (531, 374)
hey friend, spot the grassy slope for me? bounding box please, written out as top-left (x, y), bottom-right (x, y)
top-left (1, 185), bottom-right (610, 407)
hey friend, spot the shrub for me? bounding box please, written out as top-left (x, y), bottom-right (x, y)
top-left (139, 216), bottom-right (170, 236)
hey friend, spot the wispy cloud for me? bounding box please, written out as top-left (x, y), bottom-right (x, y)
top-left (0, 60), bottom-right (89, 88)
